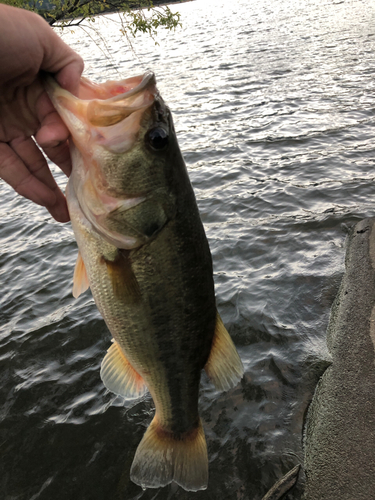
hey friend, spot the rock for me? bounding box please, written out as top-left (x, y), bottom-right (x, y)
top-left (303, 218), bottom-right (375, 499)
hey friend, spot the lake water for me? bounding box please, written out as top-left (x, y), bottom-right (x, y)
top-left (1, 0), bottom-right (375, 498)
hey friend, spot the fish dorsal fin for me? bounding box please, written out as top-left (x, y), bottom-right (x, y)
top-left (100, 341), bottom-right (148, 398)
top-left (72, 251), bottom-right (90, 298)
top-left (204, 313), bottom-right (244, 391)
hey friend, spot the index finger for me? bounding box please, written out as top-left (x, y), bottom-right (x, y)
top-left (35, 91), bottom-right (72, 177)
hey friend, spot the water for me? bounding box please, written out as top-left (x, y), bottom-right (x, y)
top-left (1, 0), bottom-right (375, 498)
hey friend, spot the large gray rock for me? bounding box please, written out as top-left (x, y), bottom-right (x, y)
top-left (303, 218), bottom-right (375, 499)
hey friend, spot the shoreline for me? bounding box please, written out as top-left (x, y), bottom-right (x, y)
top-left (147, 0), bottom-right (194, 5)
top-left (303, 218), bottom-right (375, 499)
top-left (41, 0), bottom-right (195, 25)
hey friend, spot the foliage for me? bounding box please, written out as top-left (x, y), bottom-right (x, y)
top-left (0, 0), bottom-right (181, 40)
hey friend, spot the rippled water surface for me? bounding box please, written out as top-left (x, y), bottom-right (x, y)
top-left (2, 0), bottom-right (375, 498)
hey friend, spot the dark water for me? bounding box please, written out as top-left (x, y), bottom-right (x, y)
top-left (1, 0), bottom-right (375, 498)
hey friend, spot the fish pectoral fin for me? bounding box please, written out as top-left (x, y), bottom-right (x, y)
top-left (102, 250), bottom-right (142, 302)
top-left (72, 251), bottom-right (90, 298)
top-left (100, 340), bottom-right (147, 398)
top-left (204, 313), bottom-right (244, 391)
top-left (130, 417), bottom-right (208, 492)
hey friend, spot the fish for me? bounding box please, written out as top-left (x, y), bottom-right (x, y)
top-left (45, 71), bottom-right (244, 492)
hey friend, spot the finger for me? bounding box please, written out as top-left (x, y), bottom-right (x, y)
top-left (38, 24), bottom-right (84, 95)
top-left (10, 136), bottom-right (70, 221)
top-left (45, 196), bottom-right (70, 223)
top-left (0, 141), bottom-right (70, 222)
top-left (55, 61), bottom-right (84, 96)
top-left (0, 141), bottom-right (55, 205)
top-left (35, 92), bottom-right (69, 146)
top-left (40, 140), bottom-right (72, 178)
top-left (34, 92), bottom-right (72, 176)
top-left (10, 136), bottom-right (58, 189)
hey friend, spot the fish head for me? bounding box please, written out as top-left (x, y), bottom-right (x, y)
top-left (45, 71), bottom-right (181, 249)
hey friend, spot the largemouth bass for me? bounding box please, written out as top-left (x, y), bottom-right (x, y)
top-left (45, 72), bottom-right (244, 491)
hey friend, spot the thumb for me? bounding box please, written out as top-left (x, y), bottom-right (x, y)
top-left (38, 20), bottom-right (84, 94)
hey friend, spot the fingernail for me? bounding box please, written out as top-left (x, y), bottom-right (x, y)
top-left (49, 200), bottom-right (70, 223)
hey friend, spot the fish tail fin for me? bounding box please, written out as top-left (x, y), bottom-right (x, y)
top-left (130, 416), bottom-right (208, 492)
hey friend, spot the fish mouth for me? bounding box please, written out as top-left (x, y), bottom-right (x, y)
top-left (43, 70), bottom-right (156, 100)
top-left (44, 71), bottom-right (158, 142)
top-left (77, 71), bottom-right (156, 101)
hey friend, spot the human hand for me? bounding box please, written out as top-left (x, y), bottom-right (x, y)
top-left (0, 5), bottom-right (84, 222)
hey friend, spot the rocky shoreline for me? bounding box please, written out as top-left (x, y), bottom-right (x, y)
top-left (302, 218), bottom-right (375, 499)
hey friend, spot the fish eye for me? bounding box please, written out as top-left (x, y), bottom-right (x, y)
top-left (146, 127), bottom-right (169, 151)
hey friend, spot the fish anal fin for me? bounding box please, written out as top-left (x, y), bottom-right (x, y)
top-left (72, 251), bottom-right (90, 298)
top-left (130, 417), bottom-right (208, 492)
top-left (204, 313), bottom-right (244, 391)
top-left (100, 340), bottom-right (147, 398)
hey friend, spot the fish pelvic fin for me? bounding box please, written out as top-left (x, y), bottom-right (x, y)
top-left (204, 313), bottom-right (244, 391)
top-left (130, 417), bottom-right (208, 492)
top-left (100, 341), bottom-right (148, 398)
top-left (72, 251), bottom-right (90, 298)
